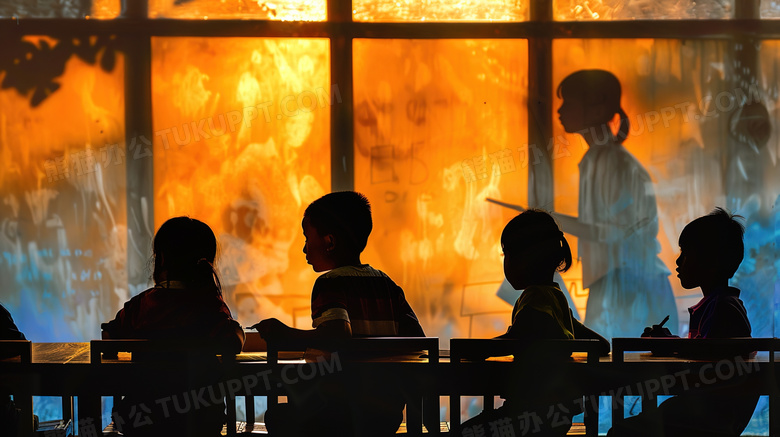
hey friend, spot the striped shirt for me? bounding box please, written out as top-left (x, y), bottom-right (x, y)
top-left (311, 265), bottom-right (424, 337)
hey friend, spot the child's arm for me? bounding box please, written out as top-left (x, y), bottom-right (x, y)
top-left (253, 318), bottom-right (352, 342)
top-left (551, 209), bottom-right (635, 242)
top-left (101, 302), bottom-right (132, 339)
top-left (485, 197), bottom-right (597, 240)
top-left (396, 292), bottom-right (426, 337)
top-left (571, 316), bottom-right (611, 357)
top-left (219, 320), bottom-right (246, 354)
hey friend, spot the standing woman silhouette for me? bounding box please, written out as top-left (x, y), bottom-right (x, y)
top-left (552, 70), bottom-right (678, 339)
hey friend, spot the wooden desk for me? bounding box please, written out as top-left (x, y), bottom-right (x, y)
top-left (1, 343), bottom-right (777, 436)
top-left (609, 338), bottom-right (778, 437)
top-left (2, 343), bottom-right (439, 436)
top-left (1, 342), bottom-right (91, 435)
top-left (440, 350), bottom-right (776, 436)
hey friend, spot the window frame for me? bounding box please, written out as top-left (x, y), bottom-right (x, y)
top-left (0, 0), bottom-right (771, 291)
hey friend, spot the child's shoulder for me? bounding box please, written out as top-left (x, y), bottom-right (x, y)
top-left (705, 287), bottom-right (745, 310)
top-left (514, 284), bottom-right (567, 312)
top-left (125, 287), bottom-right (156, 305)
top-left (319, 264), bottom-right (388, 280)
top-left (520, 283), bottom-right (564, 299)
top-left (711, 289), bottom-right (749, 316)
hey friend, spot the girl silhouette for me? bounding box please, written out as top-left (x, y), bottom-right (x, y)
top-left (460, 210), bottom-right (609, 436)
top-left (103, 216), bottom-right (244, 436)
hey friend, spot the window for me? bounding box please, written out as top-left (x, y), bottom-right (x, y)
top-left (1, 1), bottom-right (778, 431)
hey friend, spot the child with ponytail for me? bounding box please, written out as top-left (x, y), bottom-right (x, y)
top-left (459, 210), bottom-right (609, 437)
top-left (497, 210), bottom-right (608, 349)
top-left (102, 216), bottom-right (244, 436)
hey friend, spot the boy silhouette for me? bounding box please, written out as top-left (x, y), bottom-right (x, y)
top-left (254, 191), bottom-right (425, 437)
top-left (608, 208), bottom-right (758, 437)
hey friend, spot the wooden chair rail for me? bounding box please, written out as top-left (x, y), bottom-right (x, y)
top-left (449, 338), bottom-right (603, 437)
top-left (612, 337), bottom-right (777, 363)
top-left (4, 338), bottom-right (779, 437)
top-left (0, 340), bottom-right (36, 436)
top-left (610, 337), bottom-right (778, 435)
top-left (265, 337), bottom-right (440, 436)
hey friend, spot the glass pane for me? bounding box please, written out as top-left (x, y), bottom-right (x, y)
top-left (149, 0), bottom-right (326, 20)
top-left (553, 39), bottom-right (716, 338)
top-left (757, 41), bottom-right (780, 341)
top-left (761, 0), bottom-right (780, 18)
top-left (555, 38), bottom-right (776, 435)
top-left (554, 0), bottom-right (733, 20)
top-left (152, 37), bottom-right (331, 329)
top-left (353, 0), bottom-right (528, 22)
top-left (0, 0), bottom-right (120, 18)
top-left (0, 36), bottom-right (126, 341)
top-left (552, 38), bottom-right (780, 341)
top-left (354, 39), bottom-right (529, 345)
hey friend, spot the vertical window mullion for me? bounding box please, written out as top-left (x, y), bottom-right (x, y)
top-left (528, 0), bottom-right (554, 208)
top-left (121, 0), bottom-right (147, 18)
top-left (328, 0), bottom-right (355, 191)
top-left (123, 0), bottom-right (155, 292)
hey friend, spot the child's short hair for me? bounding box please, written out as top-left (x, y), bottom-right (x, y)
top-left (679, 207), bottom-right (745, 279)
top-left (501, 209), bottom-right (572, 273)
top-left (304, 191), bottom-right (373, 254)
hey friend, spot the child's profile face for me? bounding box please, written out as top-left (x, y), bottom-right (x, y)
top-left (302, 217), bottom-right (335, 272)
top-left (675, 246), bottom-right (707, 290)
top-left (503, 248), bottom-right (533, 290)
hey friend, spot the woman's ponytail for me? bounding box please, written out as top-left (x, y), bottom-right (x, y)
top-left (616, 107), bottom-right (630, 144)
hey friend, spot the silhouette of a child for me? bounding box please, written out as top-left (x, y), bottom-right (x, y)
top-left (459, 210), bottom-right (609, 437)
top-left (102, 217), bottom-right (245, 436)
top-left (608, 208), bottom-right (758, 437)
top-left (254, 191), bottom-right (425, 437)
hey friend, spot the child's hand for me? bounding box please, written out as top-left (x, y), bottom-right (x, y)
top-left (251, 318), bottom-right (288, 340)
top-left (641, 325), bottom-right (677, 338)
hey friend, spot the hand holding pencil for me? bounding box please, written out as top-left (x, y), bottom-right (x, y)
top-left (641, 315), bottom-right (678, 338)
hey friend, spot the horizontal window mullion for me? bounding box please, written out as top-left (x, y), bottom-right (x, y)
top-left (0, 19), bottom-right (777, 40)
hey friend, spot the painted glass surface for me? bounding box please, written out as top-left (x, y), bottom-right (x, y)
top-left (152, 37), bottom-right (331, 331)
top-left (148, 0), bottom-right (326, 20)
top-left (0, 0), bottom-right (119, 18)
top-left (0, 36), bottom-right (126, 342)
top-left (555, 0), bottom-right (733, 20)
top-left (354, 39), bottom-right (529, 346)
top-left (554, 38), bottom-right (775, 432)
top-left (762, 0), bottom-right (780, 18)
top-left (353, 0), bottom-right (527, 21)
